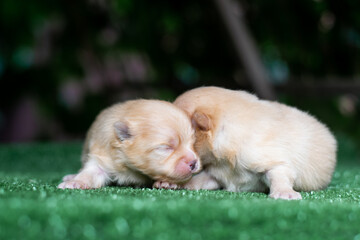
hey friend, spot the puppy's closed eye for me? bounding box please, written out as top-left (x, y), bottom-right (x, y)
top-left (146, 145), bottom-right (174, 157)
top-left (154, 145), bottom-right (174, 153)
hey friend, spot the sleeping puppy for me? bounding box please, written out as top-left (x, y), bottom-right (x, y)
top-left (172, 86), bottom-right (337, 200)
top-left (58, 99), bottom-right (200, 189)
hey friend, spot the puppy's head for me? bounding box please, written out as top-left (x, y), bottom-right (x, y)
top-left (174, 87), bottom-right (239, 167)
top-left (113, 100), bottom-right (201, 183)
top-left (174, 88), bottom-right (220, 161)
top-left (189, 109), bottom-right (217, 160)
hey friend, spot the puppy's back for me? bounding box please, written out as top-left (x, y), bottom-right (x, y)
top-left (175, 86), bottom-right (337, 191)
top-left (81, 102), bottom-right (128, 163)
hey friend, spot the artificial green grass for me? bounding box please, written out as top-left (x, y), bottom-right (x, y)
top-left (1, 140), bottom-right (360, 240)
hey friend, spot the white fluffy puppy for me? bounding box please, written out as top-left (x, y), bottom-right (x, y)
top-left (58, 99), bottom-right (200, 189)
top-left (173, 86), bottom-right (337, 200)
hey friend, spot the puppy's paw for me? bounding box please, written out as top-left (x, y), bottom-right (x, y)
top-left (153, 181), bottom-right (182, 190)
top-left (62, 174), bottom-right (77, 182)
top-left (58, 180), bottom-right (90, 189)
top-left (270, 190), bottom-right (302, 200)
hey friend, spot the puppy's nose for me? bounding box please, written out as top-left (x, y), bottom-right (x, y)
top-left (189, 160), bottom-right (197, 171)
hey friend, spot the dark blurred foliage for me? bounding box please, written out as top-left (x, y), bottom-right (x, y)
top-left (246, 0), bottom-right (360, 78)
top-left (0, 0), bottom-right (360, 143)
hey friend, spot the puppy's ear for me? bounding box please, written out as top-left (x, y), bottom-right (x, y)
top-left (192, 111), bottom-right (211, 131)
top-left (114, 121), bottom-right (132, 141)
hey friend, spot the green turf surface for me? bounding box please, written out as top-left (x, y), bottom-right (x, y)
top-left (1, 139), bottom-right (360, 240)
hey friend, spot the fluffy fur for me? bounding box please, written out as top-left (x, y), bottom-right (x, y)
top-left (173, 86), bottom-right (337, 200)
top-left (58, 99), bottom-right (200, 189)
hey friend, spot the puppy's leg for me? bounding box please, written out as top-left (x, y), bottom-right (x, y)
top-left (58, 158), bottom-right (110, 189)
top-left (183, 171), bottom-right (220, 190)
top-left (265, 166), bottom-right (302, 200)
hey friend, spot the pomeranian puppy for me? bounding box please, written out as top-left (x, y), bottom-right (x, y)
top-left (172, 86), bottom-right (337, 200)
top-left (58, 99), bottom-right (200, 189)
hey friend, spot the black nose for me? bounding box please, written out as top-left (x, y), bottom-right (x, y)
top-left (189, 160), bottom-right (197, 171)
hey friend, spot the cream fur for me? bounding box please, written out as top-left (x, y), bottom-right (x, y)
top-left (174, 86), bottom-right (337, 200)
top-left (58, 99), bottom-right (200, 189)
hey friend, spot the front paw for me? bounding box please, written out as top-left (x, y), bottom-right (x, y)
top-left (153, 181), bottom-right (182, 190)
top-left (62, 174), bottom-right (77, 182)
top-left (58, 180), bottom-right (90, 189)
top-left (269, 190), bottom-right (302, 200)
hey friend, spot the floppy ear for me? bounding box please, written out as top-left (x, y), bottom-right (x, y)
top-left (192, 110), bottom-right (212, 131)
top-left (114, 121), bottom-right (132, 141)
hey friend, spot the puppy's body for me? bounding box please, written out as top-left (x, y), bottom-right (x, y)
top-left (174, 87), bottom-right (337, 199)
top-left (58, 100), bottom-right (200, 189)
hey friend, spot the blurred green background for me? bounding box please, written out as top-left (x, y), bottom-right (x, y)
top-left (1, 0), bottom-right (360, 158)
top-left (1, 2), bottom-right (360, 239)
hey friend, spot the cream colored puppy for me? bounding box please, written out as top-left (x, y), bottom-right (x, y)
top-left (173, 86), bottom-right (337, 200)
top-left (58, 99), bottom-right (200, 189)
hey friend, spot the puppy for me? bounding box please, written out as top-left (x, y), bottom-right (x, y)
top-left (58, 99), bottom-right (200, 189)
top-left (173, 86), bottom-right (337, 200)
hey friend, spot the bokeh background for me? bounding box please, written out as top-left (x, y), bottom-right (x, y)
top-left (1, 0), bottom-right (360, 158)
